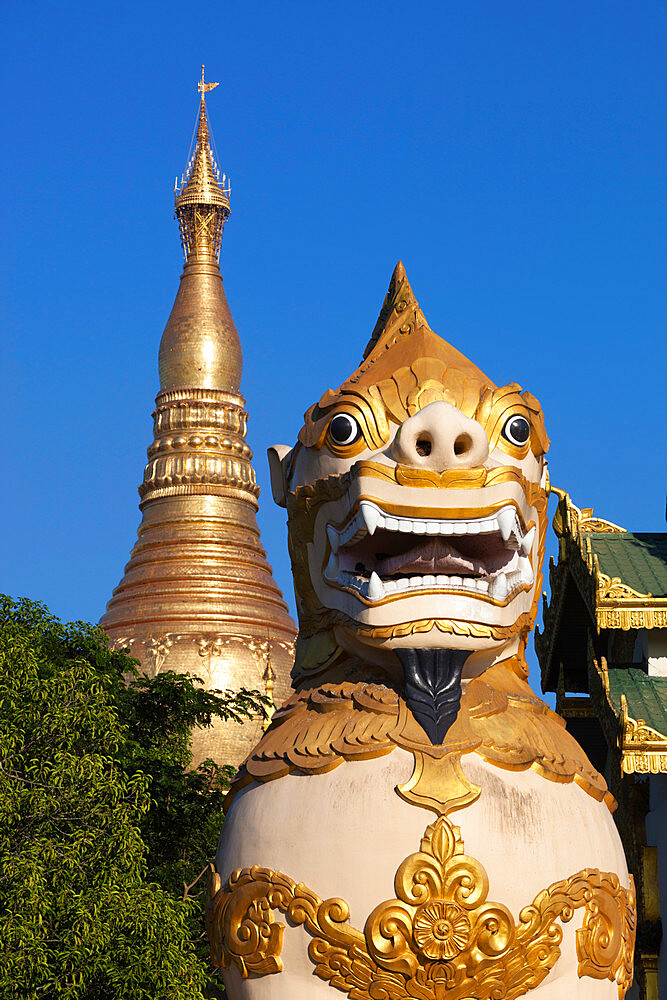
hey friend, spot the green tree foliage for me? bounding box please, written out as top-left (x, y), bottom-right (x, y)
top-left (0, 597), bottom-right (268, 998)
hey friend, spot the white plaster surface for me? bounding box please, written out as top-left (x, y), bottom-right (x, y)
top-left (217, 751), bottom-right (631, 998)
top-left (648, 630), bottom-right (667, 676)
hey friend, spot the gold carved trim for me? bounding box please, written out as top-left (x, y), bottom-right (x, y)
top-left (597, 607), bottom-right (667, 631)
top-left (395, 465), bottom-right (488, 489)
top-left (207, 815), bottom-right (635, 999)
top-left (230, 661), bottom-right (612, 814)
top-left (619, 694), bottom-right (667, 775)
top-left (539, 492), bottom-right (667, 680)
top-left (597, 572), bottom-right (653, 603)
top-left (356, 613), bottom-right (534, 641)
top-left (356, 460), bottom-right (546, 506)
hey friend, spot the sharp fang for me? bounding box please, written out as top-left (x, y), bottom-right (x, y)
top-left (367, 571), bottom-right (384, 601)
top-left (519, 557), bottom-right (534, 585)
top-left (325, 551), bottom-right (339, 579)
top-left (360, 502), bottom-right (381, 536)
top-left (327, 524), bottom-right (340, 553)
top-left (496, 507), bottom-right (516, 544)
top-left (521, 525), bottom-right (536, 555)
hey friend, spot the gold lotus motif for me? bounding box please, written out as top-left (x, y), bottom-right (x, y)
top-left (207, 815), bottom-right (635, 999)
top-left (413, 901), bottom-right (471, 960)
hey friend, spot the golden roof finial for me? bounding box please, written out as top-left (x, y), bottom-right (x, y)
top-left (175, 67), bottom-right (229, 264)
top-left (198, 63), bottom-right (220, 96)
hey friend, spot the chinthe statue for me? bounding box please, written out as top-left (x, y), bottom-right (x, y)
top-left (207, 263), bottom-right (635, 999)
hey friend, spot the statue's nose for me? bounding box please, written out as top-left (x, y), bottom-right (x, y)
top-left (391, 400), bottom-right (489, 471)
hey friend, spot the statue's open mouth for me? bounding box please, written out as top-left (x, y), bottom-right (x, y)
top-left (324, 501), bottom-right (535, 605)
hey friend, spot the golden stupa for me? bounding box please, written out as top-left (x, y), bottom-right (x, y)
top-left (101, 68), bottom-right (296, 765)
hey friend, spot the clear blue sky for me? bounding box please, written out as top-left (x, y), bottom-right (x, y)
top-left (2, 1), bottom-right (665, 699)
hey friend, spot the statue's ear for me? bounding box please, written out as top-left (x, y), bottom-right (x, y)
top-left (267, 445), bottom-right (292, 508)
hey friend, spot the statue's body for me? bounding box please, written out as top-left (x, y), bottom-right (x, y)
top-left (208, 265), bottom-right (636, 999)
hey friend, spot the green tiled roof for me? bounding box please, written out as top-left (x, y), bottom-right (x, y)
top-left (589, 532), bottom-right (667, 597)
top-left (607, 667), bottom-right (667, 736)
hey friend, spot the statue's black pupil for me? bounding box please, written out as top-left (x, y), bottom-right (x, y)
top-left (507, 417), bottom-right (529, 443)
top-left (330, 415), bottom-right (355, 443)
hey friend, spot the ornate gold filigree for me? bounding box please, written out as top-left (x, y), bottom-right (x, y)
top-left (538, 491), bottom-right (667, 689)
top-left (207, 815), bottom-right (635, 999)
top-left (597, 572), bottom-right (652, 602)
top-left (619, 694), bottom-right (667, 775)
top-left (227, 659), bottom-right (612, 813)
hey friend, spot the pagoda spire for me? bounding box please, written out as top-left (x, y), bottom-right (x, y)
top-left (175, 66), bottom-right (231, 265)
top-left (100, 71), bottom-right (296, 767)
top-left (159, 68), bottom-right (241, 395)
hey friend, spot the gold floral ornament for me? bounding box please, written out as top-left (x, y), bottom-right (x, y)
top-left (207, 815), bottom-right (635, 999)
top-left (412, 902), bottom-right (471, 960)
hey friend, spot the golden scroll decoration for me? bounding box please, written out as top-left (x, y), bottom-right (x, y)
top-left (207, 814), bottom-right (635, 999)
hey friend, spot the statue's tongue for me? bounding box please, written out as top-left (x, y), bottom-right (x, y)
top-left (375, 538), bottom-right (484, 577)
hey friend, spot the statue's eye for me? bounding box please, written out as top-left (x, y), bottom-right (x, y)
top-left (328, 413), bottom-right (361, 447)
top-left (501, 415), bottom-right (530, 447)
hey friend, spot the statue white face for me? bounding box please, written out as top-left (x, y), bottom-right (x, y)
top-left (268, 263), bottom-right (550, 679)
top-left (270, 395), bottom-right (549, 676)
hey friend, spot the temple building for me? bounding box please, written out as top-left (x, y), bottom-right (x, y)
top-left (101, 69), bottom-right (296, 765)
top-left (536, 490), bottom-right (667, 1000)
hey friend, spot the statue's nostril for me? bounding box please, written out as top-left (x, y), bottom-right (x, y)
top-left (416, 438), bottom-right (432, 457)
top-left (454, 433), bottom-right (472, 456)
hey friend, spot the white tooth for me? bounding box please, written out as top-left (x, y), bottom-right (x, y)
top-left (521, 526), bottom-right (536, 555)
top-left (426, 521), bottom-right (439, 535)
top-left (412, 520), bottom-right (426, 534)
top-left (327, 525), bottom-right (340, 553)
top-left (399, 519), bottom-right (412, 533)
top-left (397, 577), bottom-right (409, 591)
top-left (384, 580), bottom-right (397, 593)
top-left (450, 575), bottom-right (462, 587)
top-left (519, 557), bottom-right (534, 585)
top-left (481, 518), bottom-right (496, 533)
top-left (361, 502), bottom-right (381, 537)
top-left (436, 575), bottom-right (448, 586)
top-left (325, 551), bottom-right (339, 579)
top-left (367, 571), bottom-right (384, 601)
top-left (385, 517), bottom-right (399, 532)
top-left (453, 521), bottom-right (466, 535)
top-left (423, 575), bottom-right (436, 587)
top-left (496, 507), bottom-right (516, 543)
top-left (409, 576), bottom-right (422, 588)
top-left (438, 521), bottom-right (452, 534)
top-left (467, 521), bottom-right (480, 534)
top-left (491, 572), bottom-right (507, 600)
top-left (477, 579), bottom-right (490, 593)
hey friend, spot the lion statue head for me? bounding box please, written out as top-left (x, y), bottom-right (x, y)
top-left (268, 263), bottom-right (550, 693)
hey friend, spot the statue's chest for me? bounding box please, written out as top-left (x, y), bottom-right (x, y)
top-left (218, 749), bottom-right (626, 926)
top-left (214, 751), bottom-right (632, 1000)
